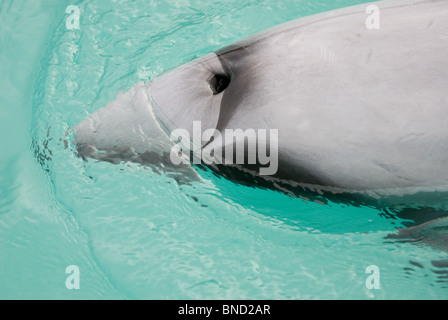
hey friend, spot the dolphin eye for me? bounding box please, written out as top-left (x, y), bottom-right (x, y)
top-left (209, 73), bottom-right (230, 95)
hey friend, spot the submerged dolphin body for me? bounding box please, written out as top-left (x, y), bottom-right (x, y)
top-left (74, 0), bottom-right (448, 208)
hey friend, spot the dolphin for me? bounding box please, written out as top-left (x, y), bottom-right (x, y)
top-left (73, 0), bottom-right (448, 208)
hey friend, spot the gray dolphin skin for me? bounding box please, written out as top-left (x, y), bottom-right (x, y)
top-left (73, 0), bottom-right (448, 206)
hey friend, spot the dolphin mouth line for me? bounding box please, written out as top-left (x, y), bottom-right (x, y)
top-left (145, 83), bottom-right (177, 138)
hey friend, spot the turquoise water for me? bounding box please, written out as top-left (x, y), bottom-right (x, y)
top-left (1, 0), bottom-right (447, 299)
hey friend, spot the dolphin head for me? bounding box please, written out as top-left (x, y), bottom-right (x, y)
top-left (73, 47), bottom-right (277, 175)
top-left (71, 50), bottom-right (244, 183)
top-left (72, 51), bottom-right (235, 165)
top-left (71, 22), bottom-right (318, 188)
